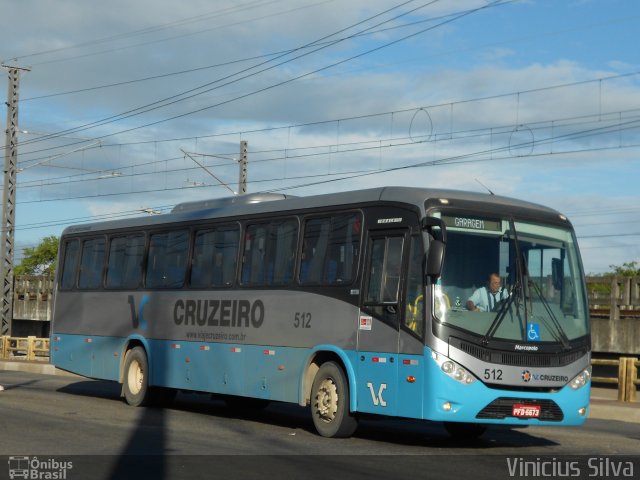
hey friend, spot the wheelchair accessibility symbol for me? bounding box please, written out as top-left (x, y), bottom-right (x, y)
top-left (527, 323), bottom-right (541, 341)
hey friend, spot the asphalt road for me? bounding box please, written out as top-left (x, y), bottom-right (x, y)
top-left (0, 370), bottom-right (638, 480)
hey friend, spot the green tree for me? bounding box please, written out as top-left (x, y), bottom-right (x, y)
top-left (15, 235), bottom-right (59, 276)
top-left (586, 261), bottom-right (639, 297)
top-left (608, 261), bottom-right (640, 277)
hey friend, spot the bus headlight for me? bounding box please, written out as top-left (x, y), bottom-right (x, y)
top-left (442, 361), bottom-right (455, 374)
top-left (432, 352), bottom-right (475, 385)
top-left (569, 367), bottom-right (591, 390)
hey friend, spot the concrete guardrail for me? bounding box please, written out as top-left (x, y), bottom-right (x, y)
top-left (0, 335), bottom-right (50, 362)
top-left (592, 357), bottom-right (639, 403)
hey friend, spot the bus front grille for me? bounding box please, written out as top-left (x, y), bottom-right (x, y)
top-left (451, 337), bottom-right (588, 368)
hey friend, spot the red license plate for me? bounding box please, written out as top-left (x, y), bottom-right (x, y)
top-left (512, 404), bottom-right (541, 418)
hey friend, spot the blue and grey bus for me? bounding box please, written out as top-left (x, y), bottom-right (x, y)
top-left (51, 187), bottom-right (591, 438)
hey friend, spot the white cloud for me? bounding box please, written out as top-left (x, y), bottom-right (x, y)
top-left (478, 47), bottom-right (515, 62)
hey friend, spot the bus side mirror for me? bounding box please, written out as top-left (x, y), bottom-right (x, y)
top-left (421, 217), bottom-right (447, 243)
top-left (422, 217), bottom-right (447, 280)
top-left (426, 239), bottom-right (444, 279)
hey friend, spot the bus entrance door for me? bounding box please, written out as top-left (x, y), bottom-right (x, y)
top-left (356, 230), bottom-right (407, 416)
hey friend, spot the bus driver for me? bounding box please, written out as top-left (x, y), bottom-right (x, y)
top-left (467, 272), bottom-right (508, 312)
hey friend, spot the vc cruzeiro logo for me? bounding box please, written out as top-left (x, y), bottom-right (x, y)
top-left (128, 294), bottom-right (149, 330)
top-left (520, 370), bottom-right (569, 384)
top-left (8, 456), bottom-right (73, 479)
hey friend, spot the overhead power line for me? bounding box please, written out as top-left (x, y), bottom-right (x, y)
top-left (12, 105), bottom-right (640, 191)
top-left (3, 0), bottom-right (284, 63)
top-left (14, 67), bottom-right (639, 162)
top-left (3, 205), bottom-right (174, 233)
top-left (258, 113), bottom-right (640, 193)
top-left (22, 1), bottom-right (333, 67)
top-left (12, 113), bottom-right (640, 205)
top-left (14, 0), bottom-right (514, 156)
top-left (580, 232), bottom-right (640, 239)
top-left (19, 3), bottom-right (501, 103)
top-left (15, 0), bottom-right (438, 147)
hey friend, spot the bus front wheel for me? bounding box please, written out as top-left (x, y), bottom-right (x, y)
top-left (310, 361), bottom-right (358, 438)
top-left (123, 346), bottom-right (150, 407)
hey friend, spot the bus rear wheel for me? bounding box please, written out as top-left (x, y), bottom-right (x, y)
top-left (123, 346), bottom-right (150, 407)
top-left (310, 361), bottom-right (358, 438)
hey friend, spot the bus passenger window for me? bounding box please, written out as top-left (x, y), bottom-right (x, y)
top-left (78, 238), bottom-right (106, 289)
top-left (191, 226), bottom-right (239, 288)
top-left (241, 219), bottom-right (297, 286)
top-left (146, 230), bottom-right (189, 288)
top-left (106, 235), bottom-right (145, 289)
top-left (300, 219), bottom-right (330, 284)
top-left (242, 225), bottom-right (267, 285)
top-left (271, 220), bottom-right (297, 284)
top-left (299, 213), bottom-right (360, 285)
top-left (326, 214), bottom-right (359, 284)
top-left (366, 236), bottom-right (404, 304)
top-left (60, 239), bottom-right (80, 290)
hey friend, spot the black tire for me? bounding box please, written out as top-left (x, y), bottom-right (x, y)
top-left (122, 346), bottom-right (150, 407)
top-left (310, 361), bottom-right (358, 438)
top-left (444, 422), bottom-right (487, 439)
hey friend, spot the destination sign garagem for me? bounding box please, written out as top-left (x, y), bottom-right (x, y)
top-left (442, 215), bottom-right (501, 232)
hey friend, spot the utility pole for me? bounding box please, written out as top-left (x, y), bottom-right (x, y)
top-left (238, 140), bottom-right (247, 194)
top-left (1, 65), bottom-right (30, 336)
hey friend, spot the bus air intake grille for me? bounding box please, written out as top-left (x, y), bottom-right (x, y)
top-left (457, 342), bottom-right (492, 362)
top-left (476, 398), bottom-right (564, 422)
top-left (452, 338), bottom-right (588, 367)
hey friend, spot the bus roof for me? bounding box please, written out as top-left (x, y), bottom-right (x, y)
top-left (61, 186), bottom-right (567, 236)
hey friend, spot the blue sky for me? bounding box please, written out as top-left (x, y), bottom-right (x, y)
top-left (1, 0), bottom-right (639, 273)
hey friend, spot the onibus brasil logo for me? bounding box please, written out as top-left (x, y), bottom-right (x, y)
top-left (8, 456), bottom-right (73, 479)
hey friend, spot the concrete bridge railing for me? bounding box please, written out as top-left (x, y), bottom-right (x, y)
top-left (587, 276), bottom-right (640, 320)
top-left (8, 275), bottom-right (640, 354)
top-left (13, 275), bottom-right (54, 322)
top-left (587, 276), bottom-right (640, 354)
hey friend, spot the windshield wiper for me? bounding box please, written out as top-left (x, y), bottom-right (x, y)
top-left (481, 217), bottom-right (572, 349)
top-left (482, 219), bottom-right (528, 344)
top-left (511, 218), bottom-right (530, 340)
top-left (482, 280), bottom-right (520, 344)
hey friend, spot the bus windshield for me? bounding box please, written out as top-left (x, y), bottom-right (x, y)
top-left (434, 216), bottom-right (588, 344)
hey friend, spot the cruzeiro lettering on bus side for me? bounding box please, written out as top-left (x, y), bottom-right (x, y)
top-left (173, 299), bottom-right (265, 328)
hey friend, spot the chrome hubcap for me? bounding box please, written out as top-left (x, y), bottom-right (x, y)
top-left (315, 377), bottom-right (338, 423)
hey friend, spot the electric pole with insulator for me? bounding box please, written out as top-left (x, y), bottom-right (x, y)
top-left (1, 65), bottom-right (30, 336)
top-left (238, 140), bottom-right (247, 194)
